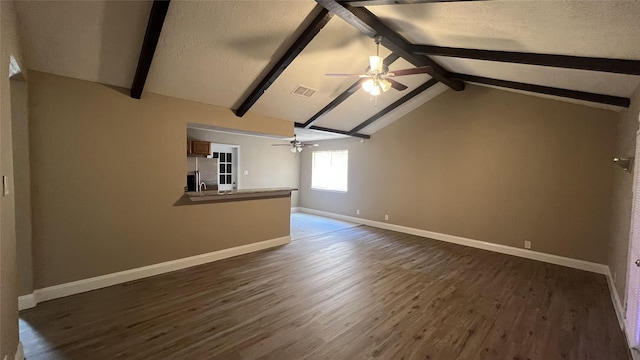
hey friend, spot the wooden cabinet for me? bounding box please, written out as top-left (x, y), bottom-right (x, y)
top-left (189, 141), bottom-right (211, 156)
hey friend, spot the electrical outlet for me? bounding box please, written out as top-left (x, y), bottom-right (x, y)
top-left (356, 209), bottom-right (360, 215)
top-left (385, 214), bottom-right (389, 221)
top-left (243, 170), bottom-right (249, 175)
top-left (524, 241), bottom-right (531, 249)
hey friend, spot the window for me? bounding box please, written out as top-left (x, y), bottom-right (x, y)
top-left (312, 150), bottom-right (348, 192)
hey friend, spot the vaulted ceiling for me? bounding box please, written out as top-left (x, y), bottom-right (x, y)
top-left (14, 1), bottom-right (640, 141)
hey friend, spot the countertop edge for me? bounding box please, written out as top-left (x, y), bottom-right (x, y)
top-left (186, 188), bottom-right (297, 202)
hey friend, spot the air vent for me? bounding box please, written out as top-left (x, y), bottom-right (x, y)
top-left (290, 84), bottom-right (317, 99)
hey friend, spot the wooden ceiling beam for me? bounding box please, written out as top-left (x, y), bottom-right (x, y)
top-left (131, 0), bottom-right (171, 99)
top-left (339, 0), bottom-right (473, 6)
top-left (412, 45), bottom-right (640, 75)
top-left (316, 0), bottom-right (464, 91)
top-left (349, 78), bottom-right (438, 134)
top-left (301, 53), bottom-right (400, 129)
top-left (234, 5), bottom-right (333, 117)
top-left (295, 123), bottom-right (371, 139)
top-left (451, 73), bottom-right (630, 108)
top-left (316, 0), bottom-right (376, 37)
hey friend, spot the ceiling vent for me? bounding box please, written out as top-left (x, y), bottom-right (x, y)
top-left (290, 84), bottom-right (317, 99)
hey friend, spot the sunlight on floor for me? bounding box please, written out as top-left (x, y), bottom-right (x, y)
top-left (290, 212), bottom-right (358, 241)
top-left (19, 318), bottom-right (65, 359)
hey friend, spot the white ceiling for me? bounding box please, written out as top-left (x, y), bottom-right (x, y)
top-left (15, 0), bottom-right (151, 89)
top-left (14, 1), bottom-right (640, 141)
top-left (145, 1), bottom-right (316, 110)
top-left (369, 1), bottom-right (640, 59)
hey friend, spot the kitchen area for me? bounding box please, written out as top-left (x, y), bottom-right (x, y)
top-left (184, 125), bottom-right (300, 205)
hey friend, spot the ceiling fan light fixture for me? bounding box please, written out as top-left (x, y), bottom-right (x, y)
top-left (362, 78), bottom-right (375, 92)
top-left (290, 146), bottom-right (297, 153)
top-left (324, 36), bottom-right (425, 103)
top-left (369, 55), bottom-right (384, 74)
top-left (380, 79), bottom-right (392, 92)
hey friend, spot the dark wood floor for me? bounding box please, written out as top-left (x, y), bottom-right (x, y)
top-left (20, 226), bottom-right (630, 359)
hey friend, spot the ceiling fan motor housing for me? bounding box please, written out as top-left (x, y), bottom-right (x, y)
top-left (365, 63), bottom-right (389, 77)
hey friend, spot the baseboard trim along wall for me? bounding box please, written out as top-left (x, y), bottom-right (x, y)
top-left (17, 294), bottom-right (36, 311)
top-left (18, 236), bottom-right (290, 310)
top-left (298, 207), bottom-right (609, 274)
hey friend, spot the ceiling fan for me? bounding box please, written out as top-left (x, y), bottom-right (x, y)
top-left (272, 135), bottom-right (318, 154)
top-left (325, 36), bottom-right (431, 97)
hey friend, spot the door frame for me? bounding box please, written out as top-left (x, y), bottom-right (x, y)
top-left (210, 143), bottom-right (240, 190)
top-left (625, 118), bottom-right (640, 353)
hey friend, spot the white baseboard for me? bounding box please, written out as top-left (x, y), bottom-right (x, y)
top-left (17, 294), bottom-right (36, 311)
top-left (291, 207), bottom-right (300, 213)
top-left (297, 207), bottom-right (609, 275)
top-left (19, 236), bottom-right (290, 310)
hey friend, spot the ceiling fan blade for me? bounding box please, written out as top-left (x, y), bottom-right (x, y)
top-left (387, 78), bottom-right (408, 91)
top-left (386, 66), bottom-right (432, 77)
top-left (301, 144), bottom-right (319, 147)
top-left (272, 144), bottom-right (293, 146)
top-left (325, 73), bottom-right (370, 77)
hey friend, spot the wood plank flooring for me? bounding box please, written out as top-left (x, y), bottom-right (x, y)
top-left (20, 226), bottom-right (630, 359)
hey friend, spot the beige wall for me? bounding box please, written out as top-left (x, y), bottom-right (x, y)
top-left (609, 84), bottom-right (640, 303)
top-left (11, 79), bottom-right (33, 297)
top-left (300, 84), bottom-right (617, 264)
top-left (0, 0), bottom-right (26, 357)
top-left (187, 128), bottom-right (300, 206)
top-left (28, 71), bottom-right (293, 289)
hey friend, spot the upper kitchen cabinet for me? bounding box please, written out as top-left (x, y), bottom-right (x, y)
top-left (189, 140), bottom-right (211, 156)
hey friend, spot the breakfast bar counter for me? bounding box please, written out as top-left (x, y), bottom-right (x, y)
top-left (185, 187), bottom-right (297, 202)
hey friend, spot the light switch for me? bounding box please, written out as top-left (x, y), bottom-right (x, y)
top-left (2, 176), bottom-right (8, 196)
top-left (243, 170), bottom-right (249, 175)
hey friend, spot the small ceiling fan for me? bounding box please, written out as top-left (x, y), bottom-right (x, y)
top-left (325, 36), bottom-right (431, 97)
top-left (272, 135), bottom-right (318, 154)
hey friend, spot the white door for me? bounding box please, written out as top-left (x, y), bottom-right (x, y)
top-left (211, 144), bottom-right (238, 191)
top-left (626, 124), bottom-right (640, 349)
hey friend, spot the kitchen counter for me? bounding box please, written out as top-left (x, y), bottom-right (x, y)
top-left (185, 187), bottom-right (297, 202)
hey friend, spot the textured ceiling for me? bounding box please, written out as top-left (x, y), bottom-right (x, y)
top-left (14, 1), bottom-right (640, 141)
top-left (369, 1), bottom-right (640, 112)
top-left (145, 1), bottom-right (316, 110)
top-left (15, 0), bottom-right (150, 88)
top-left (369, 2), bottom-right (640, 59)
top-left (251, 15), bottom-right (380, 125)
